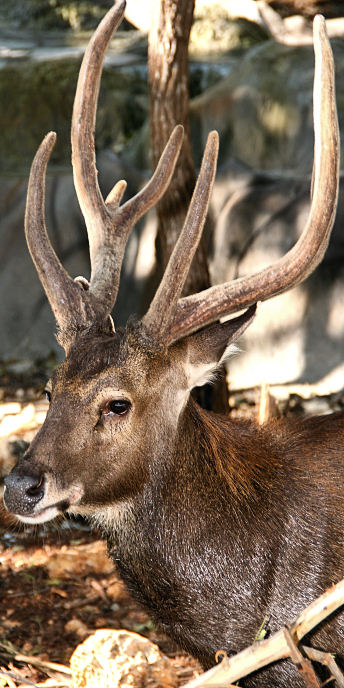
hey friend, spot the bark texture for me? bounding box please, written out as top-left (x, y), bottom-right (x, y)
top-left (148, 0), bottom-right (209, 296)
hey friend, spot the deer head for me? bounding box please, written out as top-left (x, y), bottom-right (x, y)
top-left (3, 1), bottom-right (339, 525)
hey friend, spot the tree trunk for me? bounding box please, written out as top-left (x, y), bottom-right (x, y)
top-left (148, 0), bottom-right (210, 295)
top-left (148, 0), bottom-right (228, 412)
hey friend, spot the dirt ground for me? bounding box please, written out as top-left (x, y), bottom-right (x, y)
top-left (0, 510), bottom-right (203, 687)
top-left (1, 374), bottom-right (344, 687)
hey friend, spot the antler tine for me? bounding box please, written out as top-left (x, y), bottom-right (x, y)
top-left (142, 131), bottom-right (219, 339)
top-left (167, 15), bottom-right (339, 345)
top-left (25, 132), bottom-right (96, 335)
top-left (116, 125), bottom-right (185, 229)
top-left (89, 124), bottom-right (184, 307)
top-left (71, 0), bottom-right (125, 241)
top-left (72, 0), bottom-right (184, 314)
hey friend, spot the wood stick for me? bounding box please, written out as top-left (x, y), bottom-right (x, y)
top-left (303, 646), bottom-right (344, 688)
top-left (14, 655), bottom-right (71, 676)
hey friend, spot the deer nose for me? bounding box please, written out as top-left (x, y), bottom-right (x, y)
top-left (4, 468), bottom-right (45, 515)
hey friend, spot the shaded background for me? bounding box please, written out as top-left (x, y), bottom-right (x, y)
top-left (1, 0), bottom-right (344, 392)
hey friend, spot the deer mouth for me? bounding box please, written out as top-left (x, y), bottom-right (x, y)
top-left (3, 472), bottom-right (84, 525)
top-left (16, 503), bottom-right (65, 525)
top-left (6, 492), bottom-right (83, 525)
top-left (14, 499), bottom-right (71, 524)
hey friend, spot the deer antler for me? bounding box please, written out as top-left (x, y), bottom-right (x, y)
top-left (71, 0), bottom-right (185, 311)
top-left (25, 0), bottom-right (184, 342)
top-left (145, 15), bottom-right (339, 345)
top-left (142, 131), bottom-right (219, 338)
top-left (24, 132), bottom-right (101, 337)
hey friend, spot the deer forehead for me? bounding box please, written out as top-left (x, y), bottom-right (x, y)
top-left (50, 330), bottom-right (186, 401)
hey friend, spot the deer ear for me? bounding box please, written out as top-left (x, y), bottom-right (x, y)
top-left (182, 305), bottom-right (256, 390)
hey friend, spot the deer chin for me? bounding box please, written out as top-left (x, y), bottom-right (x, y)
top-left (9, 484), bottom-right (84, 525)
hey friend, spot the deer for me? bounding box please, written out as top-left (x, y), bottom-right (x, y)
top-left (3, 1), bottom-right (343, 685)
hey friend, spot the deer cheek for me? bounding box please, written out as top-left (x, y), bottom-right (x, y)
top-left (83, 452), bottom-right (148, 506)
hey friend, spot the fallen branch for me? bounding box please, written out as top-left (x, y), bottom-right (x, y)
top-left (303, 647), bottom-right (344, 688)
top-left (13, 656), bottom-right (71, 677)
top-left (183, 579), bottom-right (344, 687)
top-left (0, 666), bottom-right (40, 687)
top-left (0, 642), bottom-right (71, 679)
top-left (0, 664), bottom-right (71, 688)
top-left (0, 643), bottom-right (71, 688)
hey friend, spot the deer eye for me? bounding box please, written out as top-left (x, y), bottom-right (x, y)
top-left (102, 400), bottom-right (131, 417)
top-left (44, 390), bottom-right (51, 403)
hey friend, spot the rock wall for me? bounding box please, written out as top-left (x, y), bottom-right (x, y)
top-left (191, 39), bottom-right (344, 172)
top-left (210, 171), bottom-right (344, 390)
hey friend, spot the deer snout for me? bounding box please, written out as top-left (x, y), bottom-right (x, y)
top-left (4, 464), bottom-right (45, 516)
top-left (3, 458), bottom-right (84, 524)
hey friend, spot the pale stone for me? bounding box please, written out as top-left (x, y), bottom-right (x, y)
top-left (70, 629), bottom-right (178, 688)
top-left (65, 618), bottom-right (90, 640)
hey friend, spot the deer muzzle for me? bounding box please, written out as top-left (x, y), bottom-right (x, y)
top-left (3, 461), bottom-right (83, 524)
